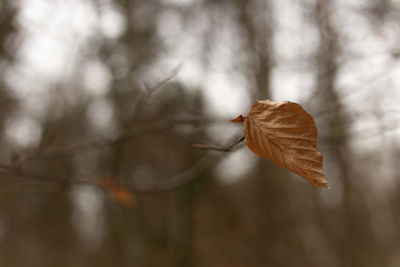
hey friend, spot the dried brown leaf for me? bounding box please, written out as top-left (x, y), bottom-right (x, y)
top-left (98, 177), bottom-right (135, 206)
top-left (111, 187), bottom-right (135, 206)
top-left (242, 100), bottom-right (327, 187)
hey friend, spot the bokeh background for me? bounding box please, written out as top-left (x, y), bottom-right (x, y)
top-left (0, 0), bottom-right (400, 266)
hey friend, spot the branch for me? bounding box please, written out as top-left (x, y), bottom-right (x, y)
top-left (192, 136), bottom-right (245, 152)
top-left (29, 121), bottom-right (174, 160)
top-left (19, 69), bottom-right (182, 162)
top-left (0, 154), bottom-right (220, 195)
top-left (128, 154), bottom-right (220, 194)
top-left (131, 65), bottom-right (181, 125)
top-left (143, 65), bottom-right (181, 94)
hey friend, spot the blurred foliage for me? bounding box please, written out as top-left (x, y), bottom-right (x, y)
top-left (0, 0), bottom-right (399, 267)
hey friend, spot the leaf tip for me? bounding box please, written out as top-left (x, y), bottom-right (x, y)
top-left (313, 180), bottom-right (329, 189)
top-left (230, 115), bottom-right (246, 123)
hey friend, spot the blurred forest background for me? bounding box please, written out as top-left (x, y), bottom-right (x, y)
top-left (0, 0), bottom-right (400, 266)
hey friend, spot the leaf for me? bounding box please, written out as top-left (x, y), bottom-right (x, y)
top-left (98, 177), bottom-right (135, 206)
top-left (240, 100), bottom-right (327, 188)
top-left (231, 115), bottom-right (246, 123)
top-left (110, 187), bottom-right (135, 206)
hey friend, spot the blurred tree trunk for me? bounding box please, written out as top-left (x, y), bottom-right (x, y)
top-left (232, 1), bottom-right (309, 266)
top-left (313, 1), bottom-right (375, 266)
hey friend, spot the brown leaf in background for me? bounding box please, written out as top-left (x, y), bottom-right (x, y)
top-left (98, 177), bottom-right (135, 206)
top-left (242, 100), bottom-right (327, 187)
top-left (110, 187), bottom-right (135, 206)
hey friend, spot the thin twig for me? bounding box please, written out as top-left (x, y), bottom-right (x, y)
top-left (30, 116), bottom-right (238, 161)
top-left (0, 154), bottom-right (220, 195)
top-left (131, 66), bottom-right (181, 125)
top-left (143, 65), bottom-right (181, 94)
top-left (193, 136), bottom-right (245, 152)
top-left (314, 68), bottom-right (393, 119)
top-left (127, 154), bottom-right (220, 194)
top-left (18, 69), bottom-right (182, 162)
top-left (31, 121), bottom-right (174, 160)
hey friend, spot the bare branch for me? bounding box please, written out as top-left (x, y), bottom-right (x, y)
top-left (26, 117), bottom-right (235, 161)
top-left (193, 136), bottom-right (245, 152)
top-left (128, 154), bottom-right (220, 194)
top-left (31, 120), bottom-right (174, 160)
top-left (0, 154), bottom-right (220, 195)
top-left (142, 65), bottom-right (181, 95)
top-left (131, 66), bottom-right (181, 125)
top-left (16, 69), bottom-right (183, 162)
